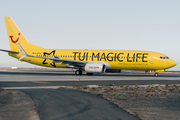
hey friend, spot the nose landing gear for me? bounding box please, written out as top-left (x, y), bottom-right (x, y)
top-left (154, 72), bottom-right (159, 77)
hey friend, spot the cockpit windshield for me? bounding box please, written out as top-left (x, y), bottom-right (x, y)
top-left (160, 56), bottom-right (169, 59)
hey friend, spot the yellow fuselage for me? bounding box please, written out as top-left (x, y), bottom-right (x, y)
top-left (9, 49), bottom-right (177, 71)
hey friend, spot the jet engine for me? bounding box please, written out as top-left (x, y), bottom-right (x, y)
top-left (85, 63), bottom-right (106, 73)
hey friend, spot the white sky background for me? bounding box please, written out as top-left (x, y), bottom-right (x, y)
top-left (0, 0), bottom-right (180, 70)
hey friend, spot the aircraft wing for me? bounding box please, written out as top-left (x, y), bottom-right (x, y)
top-left (1, 43), bottom-right (87, 67)
top-left (0, 49), bottom-right (19, 54)
top-left (17, 42), bottom-right (87, 67)
top-left (30, 55), bottom-right (87, 67)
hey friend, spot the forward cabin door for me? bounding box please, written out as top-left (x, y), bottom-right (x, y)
top-left (149, 54), bottom-right (154, 64)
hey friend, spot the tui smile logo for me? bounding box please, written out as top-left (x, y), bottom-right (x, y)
top-left (9, 33), bottom-right (20, 43)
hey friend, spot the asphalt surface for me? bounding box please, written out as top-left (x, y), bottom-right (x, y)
top-left (1, 80), bottom-right (180, 88)
top-left (0, 69), bottom-right (180, 77)
top-left (0, 70), bottom-right (180, 88)
top-left (18, 89), bottom-right (139, 120)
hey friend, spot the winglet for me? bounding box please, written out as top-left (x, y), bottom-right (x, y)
top-left (17, 42), bottom-right (27, 56)
top-left (16, 42), bottom-right (28, 60)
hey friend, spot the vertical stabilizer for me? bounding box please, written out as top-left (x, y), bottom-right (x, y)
top-left (4, 17), bottom-right (44, 51)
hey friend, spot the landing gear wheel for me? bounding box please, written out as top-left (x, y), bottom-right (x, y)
top-left (154, 73), bottom-right (159, 77)
top-left (87, 73), bottom-right (93, 75)
top-left (75, 70), bottom-right (82, 75)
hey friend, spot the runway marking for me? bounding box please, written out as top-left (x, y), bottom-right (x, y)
top-left (16, 81), bottom-right (49, 83)
top-left (2, 86), bottom-right (61, 89)
top-left (31, 81), bottom-right (49, 83)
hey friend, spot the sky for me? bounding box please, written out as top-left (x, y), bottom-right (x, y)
top-left (0, 0), bottom-right (180, 70)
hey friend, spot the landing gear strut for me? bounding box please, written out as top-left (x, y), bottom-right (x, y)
top-left (75, 70), bottom-right (82, 75)
top-left (154, 72), bottom-right (159, 77)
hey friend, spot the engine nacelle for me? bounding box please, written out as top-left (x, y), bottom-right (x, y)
top-left (85, 63), bottom-right (106, 73)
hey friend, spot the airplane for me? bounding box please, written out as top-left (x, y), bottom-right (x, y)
top-left (0, 17), bottom-right (177, 77)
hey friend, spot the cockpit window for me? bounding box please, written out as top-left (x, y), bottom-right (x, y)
top-left (160, 56), bottom-right (169, 59)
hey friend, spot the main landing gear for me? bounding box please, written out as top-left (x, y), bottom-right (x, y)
top-left (75, 70), bottom-right (82, 75)
top-left (154, 72), bottom-right (159, 77)
top-left (75, 70), bottom-right (94, 75)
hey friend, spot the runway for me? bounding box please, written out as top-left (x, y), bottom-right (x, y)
top-left (0, 69), bottom-right (180, 120)
top-left (0, 69), bottom-right (180, 89)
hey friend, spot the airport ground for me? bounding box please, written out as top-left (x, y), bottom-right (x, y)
top-left (0, 68), bottom-right (180, 120)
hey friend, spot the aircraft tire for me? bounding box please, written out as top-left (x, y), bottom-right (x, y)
top-left (75, 70), bottom-right (82, 75)
top-left (154, 73), bottom-right (159, 77)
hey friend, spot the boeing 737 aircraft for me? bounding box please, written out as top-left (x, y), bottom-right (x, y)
top-left (0, 17), bottom-right (177, 76)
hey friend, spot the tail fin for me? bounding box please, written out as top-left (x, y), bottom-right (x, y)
top-left (4, 17), bottom-right (44, 51)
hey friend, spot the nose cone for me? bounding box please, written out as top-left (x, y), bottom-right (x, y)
top-left (169, 59), bottom-right (177, 68)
